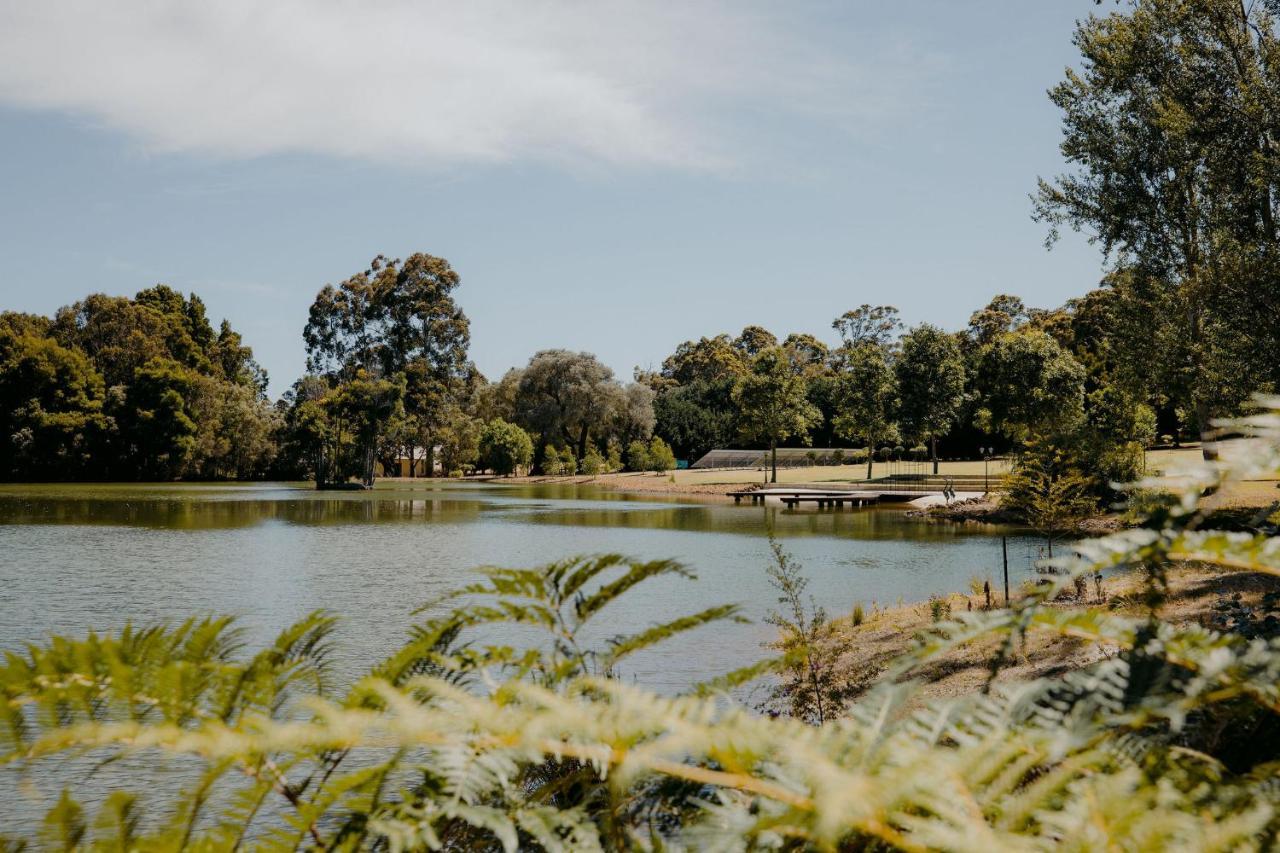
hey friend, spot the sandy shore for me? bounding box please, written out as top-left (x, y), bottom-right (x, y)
top-left (487, 471), bottom-right (743, 497)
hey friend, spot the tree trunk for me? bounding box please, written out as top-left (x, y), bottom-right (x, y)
top-left (535, 434), bottom-right (549, 475)
top-left (425, 443), bottom-right (436, 477)
top-left (577, 424), bottom-right (590, 463)
top-left (770, 439), bottom-right (777, 484)
top-left (1195, 398), bottom-right (1219, 461)
top-left (931, 436), bottom-right (939, 475)
top-left (866, 452), bottom-right (873, 481)
top-left (1181, 184), bottom-right (1217, 463)
top-left (362, 441), bottom-right (376, 487)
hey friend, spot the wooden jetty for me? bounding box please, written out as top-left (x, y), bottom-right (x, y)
top-left (727, 488), bottom-right (879, 508)
top-left (780, 492), bottom-right (878, 509)
top-left (728, 476), bottom-right (997, 508)
top-left (728, 488), bottom-right (836, 505)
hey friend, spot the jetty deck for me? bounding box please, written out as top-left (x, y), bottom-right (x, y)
top-left (728, 475), bottom-right (998, 508)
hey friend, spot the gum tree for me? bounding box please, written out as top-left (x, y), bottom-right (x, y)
top-left (832, 342), bottom-right (899, 480)
top-left (304, 253), bottom-right (472, 477)
top-left (894, 324), bottom-right (966, 474)
top-left (733, 346), bottom-right (820, 483)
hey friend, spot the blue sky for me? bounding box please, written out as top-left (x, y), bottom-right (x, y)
top-left (0, 1), bottom-right (1105, 396)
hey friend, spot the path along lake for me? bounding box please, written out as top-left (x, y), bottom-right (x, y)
top-left (0, 480), bottom-right (1043, 693)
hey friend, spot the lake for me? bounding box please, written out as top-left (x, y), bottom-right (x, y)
top-left (0, 480), bottom-right (1042, 693)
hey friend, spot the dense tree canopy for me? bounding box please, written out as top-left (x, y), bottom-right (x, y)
top-left (651, 379), bottom-right (736, 462)
top-left (0, 326), bottom-right (109, 479)
top-left (1036, 0), bottom-right (1280, 455)
top-left (1, 287), bottom-right (274, 481)
top-left (832, 304), bottom-right (902, 350)
top-left (477, 418), bottom-right (534, 476)
top-left (659, 334), bottom-right (745, 386)
top-left (974, 330), bottom-right (1087, 442)
top-left (303, 253), bottom-right (474, 481)
top-left (508, 350), bottom-right (654, 473)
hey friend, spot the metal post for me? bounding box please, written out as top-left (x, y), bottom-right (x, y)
top-left (1002, 536), bottom-right (1010, 606)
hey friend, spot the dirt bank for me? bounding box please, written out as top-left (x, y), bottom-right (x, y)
top-left (833, 562), bottom-right (1280, 704)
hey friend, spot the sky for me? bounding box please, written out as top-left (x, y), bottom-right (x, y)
top-left (0, 1), bottom-right (1107, 397)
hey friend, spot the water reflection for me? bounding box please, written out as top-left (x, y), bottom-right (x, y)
top-left (0, 482), bottom-right (1007, 544)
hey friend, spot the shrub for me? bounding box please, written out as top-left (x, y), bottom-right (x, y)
top-left (1098, 439), bottom-right (1146, 486)
top-left (541, 445), bottom-right (564, 475)
top-left (1002, 436), bottom-right (1099, 555)
top-left (831, 449), bottom-right (845, 466)
top-left (1134, 403), bottom-right (1158, 448)
top-left (967, 573), bottom-right (995, 609)
top-left (910, 444), bottom-right (927, 460)
top-left (1120, 487), bottom-right (1178, 523)
top-left (851, 601), bottom-right (864, 626)
top-left (580, 445), bottom-right (606, 476)
top-left (647, 436), bottom-right (677, 472)
top-left (928, 594), bottom-right (952, 622)
top-left (605, 441), bottom-right (624, 473)
top-left (762, 537), bottom-right (856, 723)
top-left (625, 439), bottom-right (649, 472)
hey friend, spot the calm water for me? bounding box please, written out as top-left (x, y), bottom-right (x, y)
top-left (0, 480), bottom-right (1040, 692)
top-left (0, 481), bottom-right (1046, 834)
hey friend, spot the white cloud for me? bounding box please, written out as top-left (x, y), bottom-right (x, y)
top-left (0, 1), bottom-right (937, 170)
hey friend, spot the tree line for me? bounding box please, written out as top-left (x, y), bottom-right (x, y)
top-left (0, 263), bottom-right (1273, 488)
top-left (643, 297), bottom-right (1155, 489)
top-left (0, 269), bottom-right (1255, 490)
top-left (0, 287), bottom-right (277, 480)
top-left (3, 0), bottom-right (1280, 487)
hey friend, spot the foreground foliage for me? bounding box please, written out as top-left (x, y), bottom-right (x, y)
top-left (5, 404), bottom-right (1280, 849)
